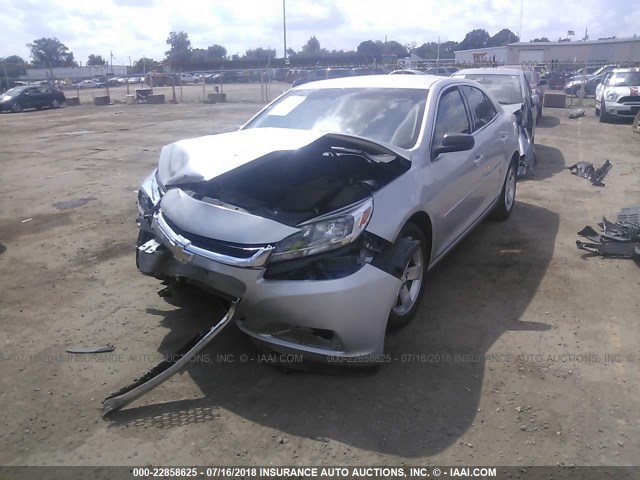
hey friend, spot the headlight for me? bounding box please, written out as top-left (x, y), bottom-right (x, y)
top-left (270, 198), bottom-right (373, 263)
top-left (605, 91), bottom-right (617, 101)
top-left (1, 95), bottom-right (10, 102)
top-left (137, 169), bottom-right (162, 215)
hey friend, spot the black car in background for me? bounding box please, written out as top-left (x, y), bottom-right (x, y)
top-left (0, 85), bottom-right (66, 112)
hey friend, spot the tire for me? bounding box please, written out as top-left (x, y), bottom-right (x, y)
top-left (599, 101), bottom-right (610, 123)
top-left (490, 158), bottom-right (517, 221)
top-left (51, 99), bottom-right (60, 108)
top-left (11, 102), bottom-right (22, 113)
top-left (387, 223), bottom-right (429, 331)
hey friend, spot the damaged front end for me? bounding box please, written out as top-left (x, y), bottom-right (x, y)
top-left (135, 128), bottom-right (416, 361)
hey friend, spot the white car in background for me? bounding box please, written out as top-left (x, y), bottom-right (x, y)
top-left (595, 68), bottom-right (640, 122)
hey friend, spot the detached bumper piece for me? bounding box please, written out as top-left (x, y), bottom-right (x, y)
top-left (102, 300), bottom-right (238, 416)
top-left (567, 160), bottom-right (612, 187)
top-left (576, 206), bottom-right (640, 260)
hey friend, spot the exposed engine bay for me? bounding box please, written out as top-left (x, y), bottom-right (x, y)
top-left (169, 138), bottom-right (410, 227)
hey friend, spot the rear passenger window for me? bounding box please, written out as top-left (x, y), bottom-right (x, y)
top-left (462, 86), bottom-right (497, 131)
top-left (432, 88), bottom-right (470, 155)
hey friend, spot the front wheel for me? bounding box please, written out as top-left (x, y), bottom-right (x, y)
top-left (387, 223), bottom-right (429, 331)
top-left (491, 159), bottom-right (517, 221)
top-left (51, 99), bottom-right (60, 108)
top-left (599, 101), bottom-right (610, 123)
top-left (11, 102), bottom-right (22, 113)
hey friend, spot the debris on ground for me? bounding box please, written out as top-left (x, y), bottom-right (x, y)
top-left (66, 345), bottom-right (115, 354)
top-left (567, 160), bottom-right (612, 186)
top-left (568, 109), bottom-right (585, 119)
top-left (576, 205), bottom-right (640, 259)
top-left (101, 301), bottom-right (238, 416)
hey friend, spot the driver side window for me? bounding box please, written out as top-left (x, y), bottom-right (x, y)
top-left (432, 88), bottom-right (470, 158)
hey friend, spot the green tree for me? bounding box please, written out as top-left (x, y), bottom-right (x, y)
top-left (86, 54), bottom-right (107, 67)
top-left (530, 37), bottom-right (550, 42)
top-left (206, 44), bottom-right (227, 60)
top-left (130, 57), bottom-right (159, 74)
top-left (459, 29), bottom-right (491, 50)
top-left (357, 40), bottom-right (383, 61)
top-left (242, 47), bottom-right (276, 61)
top-left (488, 29), bottom-right (519, 47)
top-left (381, 40), bottom-right (408, 58)
top-left (27, 37), bottom-right (77, 67)
top-left (165, 31), bottom-right (192, 67)
top-left (301, 36), bottom-right (321, 55)
top-left (1, 55), bottom-right (27, 77)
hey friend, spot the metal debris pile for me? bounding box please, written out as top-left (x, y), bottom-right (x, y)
top-left (576, 205), bottom-right (640, 259)
top-left (567, 160), bottom-right (612, 186)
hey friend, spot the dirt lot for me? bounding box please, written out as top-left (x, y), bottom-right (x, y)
top-left (1, 97), bottom-right (639, 467)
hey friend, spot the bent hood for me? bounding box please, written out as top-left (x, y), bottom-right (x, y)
top-left (156, 127), bottom-right (411, 187)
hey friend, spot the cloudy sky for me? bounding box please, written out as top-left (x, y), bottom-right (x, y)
top-left (1, 0), bottom-right (638, 64)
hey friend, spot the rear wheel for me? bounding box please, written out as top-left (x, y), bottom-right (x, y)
top-left (387, 223), bottom-right (429, 331)
top-left (51, 99), bottom-right (60, 108)
top-left (491, 159), bottom-right (517, 221)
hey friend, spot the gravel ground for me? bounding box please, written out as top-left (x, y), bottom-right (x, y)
top-left (0, 98), bottom-right (639, 467)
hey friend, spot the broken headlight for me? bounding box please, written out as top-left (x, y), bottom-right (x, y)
top-left (137, 169), bottom-right (162, 215)
top-left (270, 198), bottom-right (373, 263)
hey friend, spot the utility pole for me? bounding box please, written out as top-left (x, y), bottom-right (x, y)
top-left (437, 37), bottom-right (440, 65)
top-left (283, 0), bottom-right (288, 65)
top-left (110, 51), bottom-right (114, 74)
top-left (3, 60), bottom-right (9, 91)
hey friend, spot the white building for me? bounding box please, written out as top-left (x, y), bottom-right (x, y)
top-left (454, 37), bottom-right (640, 65)
top-left (20, 65), bottom-right (128, 81)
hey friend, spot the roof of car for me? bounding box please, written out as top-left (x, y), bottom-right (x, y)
top-left (292, 74), bottom-right (442, 90)
top-left (453, 68), bottom-right (524, 76)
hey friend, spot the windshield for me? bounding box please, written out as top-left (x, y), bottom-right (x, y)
top-left (3, 86), bottom-right (28, 97)
top-left (608, 72), bottom-right (640, 87)
top-left (458, 74), bottom-right (523, 105)
top-left (243, 87), bottom-right (428, 149)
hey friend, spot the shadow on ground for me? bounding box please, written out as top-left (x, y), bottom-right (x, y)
top-left (521, 144), bottom-right (566, 183)
top-left (537, 116), bottom-right (560, 128)
top-left (107, 201), bottom-right (559, 457)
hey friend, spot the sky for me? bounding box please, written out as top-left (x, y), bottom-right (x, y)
top-left (1, 0), bottom-right (638, 64)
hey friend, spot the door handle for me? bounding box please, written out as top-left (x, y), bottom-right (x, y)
top-left (474, 155), bottom-right (484, 166)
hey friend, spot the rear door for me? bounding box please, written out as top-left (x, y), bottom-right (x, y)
top-left (428, 86), bottom-right (479, 258)
top-left (460, 85), bottom-right (505, 215)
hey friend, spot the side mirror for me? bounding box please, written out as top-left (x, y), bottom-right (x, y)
top-left (539, 79), bottom-right (548, 86)
top-left (433, 133), bottom-right (475, 157)
top-left (531, 94), bottom-right (540, 107)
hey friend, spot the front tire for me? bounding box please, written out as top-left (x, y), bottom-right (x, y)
top-left (599, 101), bottom-right (610, 123)
top-left (11, 102), bottom-right (22, 113)
top-left (51, 99), bottom-right (60, 108)
top-left (491, 159), bottom-right (517, 221)
top-left (387, 223), bottom-right (429, 331)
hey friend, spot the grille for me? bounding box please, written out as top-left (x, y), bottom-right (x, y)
top-left (162, 215), bottom-right (268, 259)
top-left (617, 96), bottom-right (640, 104)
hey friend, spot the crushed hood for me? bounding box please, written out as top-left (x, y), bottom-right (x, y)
top-left (156, 127), bottom-right (411, 187)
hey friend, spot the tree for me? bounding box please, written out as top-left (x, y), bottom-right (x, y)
top-left (357, 40), bottom-right (383, 61)
top-left (530, 37), bottom-right (550, 43)
top-left (27, 37), bottom-right (77, 68)
top-left (458, 29), bottom-right (491, 50)
top-left (301, 36), bottom-right (321, 55)
top-left (130, 57), bottom-right (159, 74)
top-left (165, 31), bottom-right (192, 67)
top-left (488, 29), bottom-right (519, 47)
top-left (242, 47), bottom-right (276, 61)
top-left (1, 55), bottom-right (27, 77)
top-left (381, 40), bottom-right (408, 58)
top-left (166, 31), bottom-right (191, 52)
top-left (206, 44), bottom-right (227, 60)
top-left (86, 54), bottom-right (107, 67)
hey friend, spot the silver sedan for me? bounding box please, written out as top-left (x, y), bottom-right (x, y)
top-left (136, 75), bottom-right (520, 364)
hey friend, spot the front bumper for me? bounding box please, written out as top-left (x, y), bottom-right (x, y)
top-left (138, 213), bottom-right (402, 362)
top-left (603, 100), bottom-right (640, 118)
